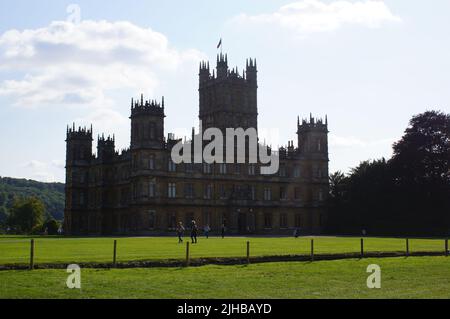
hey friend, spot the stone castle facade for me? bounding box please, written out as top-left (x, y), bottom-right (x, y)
top-left (64, 53), bottom-right (329, 235)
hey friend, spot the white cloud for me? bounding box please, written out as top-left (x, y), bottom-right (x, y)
top-left (21, 160), bottom-right (64, 182)
top-left (0, 20), bottom-right (204, 108)
top-left (24, 160), bottom-right (48, 169)
top-left (233, 0), bottom-right (401, 34)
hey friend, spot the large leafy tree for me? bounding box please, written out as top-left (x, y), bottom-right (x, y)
top-left (8, 197), bottom-right (45, 233)
top-left (391, 110), bottom-right (450, 184)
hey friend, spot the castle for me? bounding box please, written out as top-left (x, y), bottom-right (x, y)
top-left (64, 53), bottom-right (329, 235)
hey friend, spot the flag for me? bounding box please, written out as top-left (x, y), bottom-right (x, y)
top-left (217, 38), bottom-right (222, 49)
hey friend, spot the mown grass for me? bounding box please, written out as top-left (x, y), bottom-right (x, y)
top-left (1, 256), bottom-right (449, 299)
top-left (0, 236), bottom-right (446, 265)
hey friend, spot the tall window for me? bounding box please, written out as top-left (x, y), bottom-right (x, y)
top-left (219, 163), bottom-right (227, 174)
top-left (318, 189), bottom-right (324, 202)
top-left (79, 192), bottom-right (85, 205)
top-left (203, 211), bottom-right (211, 226)
top-left (248, 164), bottom-right (256, 176)
top-left (235, 164), bottom-right (241, 175)
top-left (280, 214), bottom-right (288, 229)
top-left (264, 213), bottom-right (272, 229)
top-left (149, 181), bottom-right (156, 198)
top-left (219, 184), bottom-right (227, 199)
top-left (250, 185), bottom-right (256, 200)
top-left (184, 183), bottom-right (195, 199)
top-left (168, 183), bottom-right (177, 198)
top-left (279, 165), bottom-right (286, 177)
top-left (204, 184), bottom-right (213, 199)
top-left (295, 187), bottom-right (301, 200)
top-left (148, 210), bottom-right (155, 229)
top-left (148, 155), bottom-right (155, 170)
top-left (203, 163), bottom-right (212, 174)
top-left (264, 187), bottom-right (272, 201)
top-left (168, 159), bottom-right (177, 172)
top-left (295, 214), bottom-right (301, 228)
top-left (168, 213), bottom-right (176, 230)
top-left (293, 166), bottom-right (301, 178)
top-left (280, 187), bottom-right (287, 200)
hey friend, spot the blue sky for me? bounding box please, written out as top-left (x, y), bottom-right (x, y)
top-left (0, 0), bottom-right (449, 182)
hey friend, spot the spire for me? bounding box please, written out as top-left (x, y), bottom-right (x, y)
top-left (141, 94), bottom-right (144, 106)
top-left (297, 116), bottom-right (300, 126)
top-left (325, 115), bottom-right (328, 125)
top-left (162, 96), bottom-right (165, 108)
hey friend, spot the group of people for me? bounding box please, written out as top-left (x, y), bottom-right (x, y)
top-left (176, 221), bottom-right (227, 244)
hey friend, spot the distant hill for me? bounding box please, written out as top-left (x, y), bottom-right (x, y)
top-left (0, 176), bottom-right (65, 223)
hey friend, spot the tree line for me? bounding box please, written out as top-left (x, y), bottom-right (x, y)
top-left (327, 110), bottom-right (450, 236)
top-left (0, 177), bottom-right (64, 234)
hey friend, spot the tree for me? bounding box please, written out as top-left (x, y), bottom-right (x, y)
top-left (8, 197), bottom-right (45, 233)
top-left (329, 171), bottom-right (347, 200)
top-left (0, 206), bottom-right (7, 224)
top-left (392, 110), bottom-right (450, 184)
top-left (390, 110), bottom-right (450, 234)
top-left (327, 110), bottom-right (450, 236)
top-left (326, 171), bottom-right (349, 233)
top-left (43, 219), bottom-right (60, 235)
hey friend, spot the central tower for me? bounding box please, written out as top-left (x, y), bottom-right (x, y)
top-left (198, 53), bottom-right (258, 134)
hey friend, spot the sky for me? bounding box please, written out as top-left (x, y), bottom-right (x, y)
top-left (0, 0), bottom-right (449, 183)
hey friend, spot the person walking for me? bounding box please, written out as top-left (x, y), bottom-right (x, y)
top-left (204, 224), bottom-right (211, 239)
top-left (191, 220), bottom-right (198, 244)
top-left (221, 222), bottom-right (226, 239)
top-left (177, 222), bottom-right (185, 243)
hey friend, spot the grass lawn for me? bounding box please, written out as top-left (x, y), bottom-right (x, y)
top-left (0, 236), bottom-right (447, 266)
top-left (1, 256), bottom-right (449, 298)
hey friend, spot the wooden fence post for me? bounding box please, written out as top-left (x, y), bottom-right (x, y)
top-left (113, 240), bottom-right (117, 267)
top-left (406, 238), bottom-right (409, 257)
top-left (360, 238), bottom-right (364, 258)
top-left (185, 242), bottom-right (190, 267)
top-left (246, 241), bottom-right (250, 264)
top-left (29, 239), bottom-right (35, 270)
top-left (311, 239), bottom-right (314, 262)
top-left (445, 239), bottom-right (448, 257)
